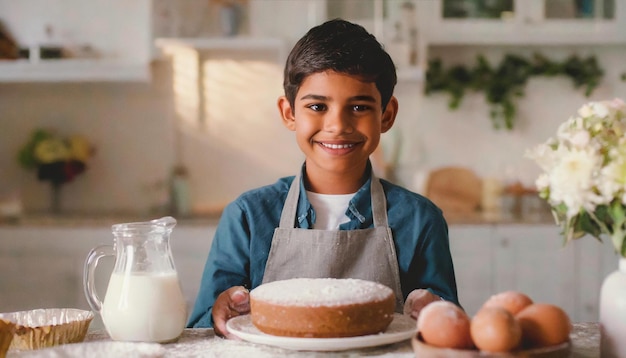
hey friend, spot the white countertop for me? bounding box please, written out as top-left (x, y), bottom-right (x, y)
top-left (7, 323), bottom-right (600, 357)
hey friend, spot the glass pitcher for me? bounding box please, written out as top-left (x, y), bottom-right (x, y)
top-left (83, 216), bottom-right (187, 343)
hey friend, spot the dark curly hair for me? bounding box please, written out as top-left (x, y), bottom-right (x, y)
top-left (283, 18), bottom-right (397, 112)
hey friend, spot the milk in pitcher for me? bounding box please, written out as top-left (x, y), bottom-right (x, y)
top-left (101, 272), bottom-right (187, 342)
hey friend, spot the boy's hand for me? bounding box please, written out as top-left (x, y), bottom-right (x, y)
top-left (403, 289), bottom-right (442, 320)
top-left (212, 286), bottom-right (250, 339)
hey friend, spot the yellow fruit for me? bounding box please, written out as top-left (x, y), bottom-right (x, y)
top-left (34, 138), bottom-right (70, 163)
top-left (68, 136), bottom-right (93, 162)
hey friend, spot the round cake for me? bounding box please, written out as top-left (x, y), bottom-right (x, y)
top-left (249, 278), bottom-right (395, 338)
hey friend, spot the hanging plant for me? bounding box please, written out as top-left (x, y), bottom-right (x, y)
top-left (424, 53), bottom-right (604, 130)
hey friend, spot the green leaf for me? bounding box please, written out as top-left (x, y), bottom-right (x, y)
top-left (575, 211), bottom-right (602, 239)
top-left (17, 129), bottom-right (53, 169)
top-left (609, 229), bottom-right (626, 257)
top-left (609, 201), bottom-right (626, 226)
top-left (424, 53), bottom-right (604, 130)
top-left (561, 215), bottom-right (588, 245)
top-left (594, 205), bottom-right (612, 227)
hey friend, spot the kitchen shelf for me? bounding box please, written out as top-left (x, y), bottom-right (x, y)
top-left (155, 37), bottom-right (287, 53)
top-left (0, 59), bottom-right (150, 83)
top-left (417, 0), bottom-right (626, 46)
top-left (0, 0), bottom-right (152, 83)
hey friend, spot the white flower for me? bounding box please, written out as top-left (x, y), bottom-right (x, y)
top-left (599, 163), bottom-right (624, 203)
top-left (590, 101), bottom-right (610, 118)
top-left (578, 104), bottom-right (594, 118)
top-left (569, 130), bottom-right (591, 148)
top-left (524, 144), bottom-right (555, 173)
top-left (556, 117), bottom-right (576, 140)
top-left (607, 97), bottom-right (626, 112)
top-left (528, 98), bottom-right (626, 257)
top-left (535, 173), bottom-right (550, 192)
top-left (547, 146), bottom-right (603, 218)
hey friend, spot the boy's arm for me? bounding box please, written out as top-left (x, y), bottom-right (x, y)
top-left (187, 201), bottom-right (252, 328)
top-left (404, 210), bottom-right (459, 316)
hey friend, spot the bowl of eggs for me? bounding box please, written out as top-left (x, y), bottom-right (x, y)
top-left (412, 291), bottom-right (571, 357)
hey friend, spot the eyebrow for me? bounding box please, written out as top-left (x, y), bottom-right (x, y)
top-left (299, 94), bottom-right (377, 103)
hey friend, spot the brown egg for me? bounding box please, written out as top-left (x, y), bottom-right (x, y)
top-left (416, 301), bottom-right (473, 349)
top-left (516, 303), bottom-right (571, 348)
top-left (481, 291), bottom-right (533, 315)
top-left (470, 307), bottom-right (521, 353)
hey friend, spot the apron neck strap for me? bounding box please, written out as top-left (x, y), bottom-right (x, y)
top-left (278, 172), bottom-right (301, 228)
top-left (370, 175), bottom-right (387, 227)
top-left (279, 170), bottom-right (388, 228)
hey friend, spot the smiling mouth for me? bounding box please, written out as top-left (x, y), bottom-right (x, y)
top-left (319, 142), bottom-right (355, 149)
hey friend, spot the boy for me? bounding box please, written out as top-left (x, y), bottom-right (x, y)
top-left (187, 19), bottom-right (459, 337)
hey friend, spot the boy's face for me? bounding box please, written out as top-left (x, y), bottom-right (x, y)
top-left (278, 70), bottom-right (397, 182)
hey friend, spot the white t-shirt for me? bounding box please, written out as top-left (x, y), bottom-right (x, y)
top-left (306, 191), bottom-right (356, 230)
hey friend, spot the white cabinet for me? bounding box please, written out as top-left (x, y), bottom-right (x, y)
top-left (416, 0), bottom-right (626, 46)
top-left (0, 256), bottom-right (78, 310)
top-left (491, 225), bottom-right (577, 317)
top-left (169, 226), bottom-right (217, 313)
top-left (0, 0), bottom-right (152, 82)
top-left (0, 228), bottom-right (111, 330)
top-left (448, 225), bottom-right (495, 316)
top-left (413, 0), bottom-right (626, 71)
top-left (449, 223), bottom-right (618, 322)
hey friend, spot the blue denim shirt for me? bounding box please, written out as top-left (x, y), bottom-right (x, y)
top-left (187, 167), bottom-right (459, 328)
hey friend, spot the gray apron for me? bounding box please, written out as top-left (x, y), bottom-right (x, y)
top-left (262, 171), bottom-right (405, 312)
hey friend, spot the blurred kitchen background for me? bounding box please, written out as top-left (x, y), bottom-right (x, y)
top-left (0, 0), bottom-right (625, 326)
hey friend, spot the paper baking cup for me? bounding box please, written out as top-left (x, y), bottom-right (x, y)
top-left (0, 319), bottom-right (16, 358)
top-left (0, 308), bottom-right (94, 351)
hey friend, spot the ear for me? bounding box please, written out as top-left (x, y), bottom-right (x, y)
top-left (277, 96), bottom-right (296, 131)
top-left (381, 96), bottom-right (398, 133)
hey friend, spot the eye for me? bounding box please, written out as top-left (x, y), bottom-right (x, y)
top-left (307, 103), bottom-right (327, 112)
top-left (352, 104), bottom-right (371, 112)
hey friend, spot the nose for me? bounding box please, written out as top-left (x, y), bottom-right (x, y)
top-left (323, 109), bottom-right (353, 134)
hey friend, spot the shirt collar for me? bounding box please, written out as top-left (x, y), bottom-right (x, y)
top-left (295, 162), bottom-right (374, 229)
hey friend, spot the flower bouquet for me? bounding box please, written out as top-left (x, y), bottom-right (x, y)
top-left (17, 129), bottom-right (95, 212)
top-left (525, 98), bottom-right (626, 257)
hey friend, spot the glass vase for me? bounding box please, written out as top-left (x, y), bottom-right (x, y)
top-left (50, 183), bottom-right (62, 214)
top-left (219, 4), bottom-right (242, 36)
top-left (599, 257), bottom-right (626, 357)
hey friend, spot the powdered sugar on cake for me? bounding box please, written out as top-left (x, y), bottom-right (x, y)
top-left (250, 278), bottom-right (393, 306)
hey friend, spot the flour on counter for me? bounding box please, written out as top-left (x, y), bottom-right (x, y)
top-left (8, 341), bottom-right (166, 358)
top-left (167, 337), bottom-right (415, 358)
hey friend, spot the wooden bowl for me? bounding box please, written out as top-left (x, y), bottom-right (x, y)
top-left (412, 333), bottom-right (571, 357)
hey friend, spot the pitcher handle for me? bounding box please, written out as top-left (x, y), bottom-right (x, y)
top-left (83, 245), bottom-right (115, 313)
